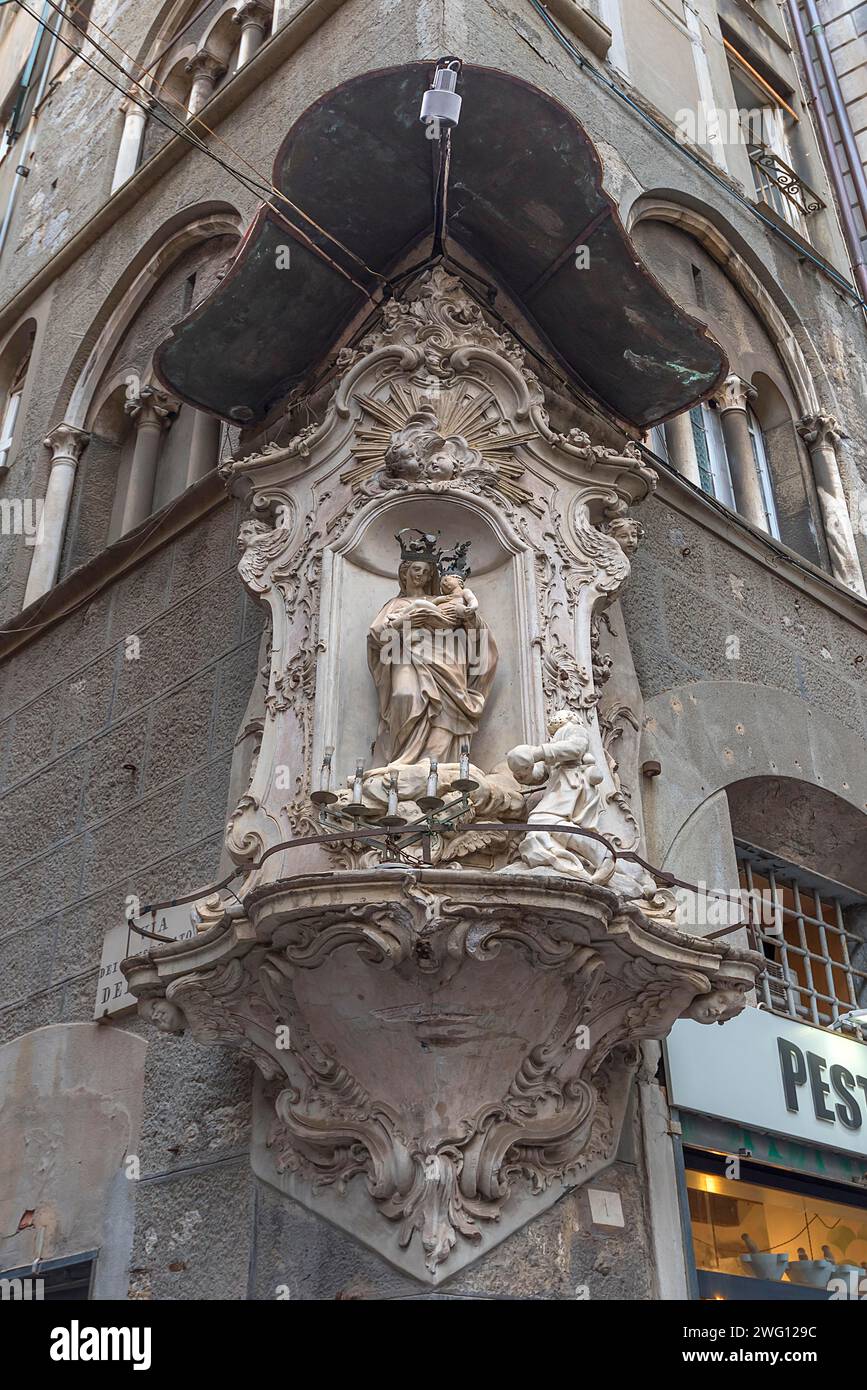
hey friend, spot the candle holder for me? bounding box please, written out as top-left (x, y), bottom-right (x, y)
top-left (453, 743), bottom-right (480, 793)
top-left (379, 773), bottom-right (407, 829)
top-left (417, 757), bottom-right (445, 813)
top-left (345, 759), bottom-right (373, 818)
top-left (310, 746), bottom-right (338, 806)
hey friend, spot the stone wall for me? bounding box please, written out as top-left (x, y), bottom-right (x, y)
top-left (0, 496), bottom-right (264, 1047)
top-left (624, 498), bottom-right (867, 740)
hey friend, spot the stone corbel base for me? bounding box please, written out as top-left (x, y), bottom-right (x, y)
top-left (124, 869), bottom-right (762, 1282)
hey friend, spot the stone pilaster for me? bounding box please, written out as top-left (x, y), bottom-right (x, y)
top-left (23, 425), bottom-right (90, 605)
top-left (111, 98), bottom-right (147, 194)
top-left (714, 374), bottom-right (766, 529)
top-left (798, 412), bottom-right (866, 597)
top-left (185, 50), bottom-right (227, 116)
top-left (121, 388), bottom-right (178, 535)
top-left (187, 410), bottom-right (222, 485)
top-left (663, 410), bottom-right (701, 487)
top-left (232, 0), bottom-right (273, 68)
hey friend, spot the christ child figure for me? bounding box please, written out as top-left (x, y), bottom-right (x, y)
top-left (431, 573), bottom-right (478, 621)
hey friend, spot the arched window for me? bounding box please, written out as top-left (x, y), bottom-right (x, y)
top-left (688, 401), bottom-right (736, 513)
top-left (746, 405), bottom-right (780, 540)
top-left (630, 214), bottom-right (839, 571)
top-left (0, 351), bottom-right (29, 472)
top-left (0, 319), bottom-right (34, 473)
top-left (59, 231), bottom-right (236, 579)
top-left (62, 0), bottom-right (96, 53)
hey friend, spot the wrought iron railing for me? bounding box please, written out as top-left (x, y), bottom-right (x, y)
top-left (747, 141), bottom-right (826, 217)
top-left (123, 811), bottom-right (760, 947)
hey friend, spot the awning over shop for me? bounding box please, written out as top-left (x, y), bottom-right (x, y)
top-left (154, 63), bottom-right (726, 429)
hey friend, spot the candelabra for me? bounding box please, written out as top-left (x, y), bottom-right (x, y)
top-left (311, 750), bottom-right (477, 864)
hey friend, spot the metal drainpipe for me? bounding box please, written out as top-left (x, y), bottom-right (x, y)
top-left (0, 1), bottom-right (62, 263)
top-left (785, 0), bottom-right (867, 302)
top-left (794, 0), bottom-right (867, 289)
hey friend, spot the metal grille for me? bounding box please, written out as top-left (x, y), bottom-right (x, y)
top-left (736, 845), bottom-right (867, 1028)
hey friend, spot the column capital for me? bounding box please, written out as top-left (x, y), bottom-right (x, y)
top-left (118, 91), bottom-right (148, 117)
top-left (43, 423), bottom-right (89, 461)
top-left (797, 412), bottom-right (842, 448)
top-left (124, 386), bottom-right (178, 429)
top-left (185, 48), bottom-right (227, 81)
top-left (232, 0), bottom-right (272, 25)
top-left (714, 374), bottom-right (757, 414)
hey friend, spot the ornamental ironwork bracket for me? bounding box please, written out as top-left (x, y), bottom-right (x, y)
top-left (747, 141), bottom-right (826, 216)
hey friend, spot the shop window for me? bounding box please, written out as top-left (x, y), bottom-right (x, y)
top-left (685, 1153), bottom-right (867, 1299)
top-left (737, 844), bottom-right (867, 1030)
top-left (0, 1252), bottom-right (95, 1299)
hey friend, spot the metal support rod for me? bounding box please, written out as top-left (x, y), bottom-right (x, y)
top-left (127, 818), bottom-right (764, 930)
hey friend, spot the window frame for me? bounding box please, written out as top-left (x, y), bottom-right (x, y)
top-left (690, 401), bottom-right (737, 510)
top-left (736, 841), bottom-right (867, 1030)
top-left (747, 404), bottom-right (781, 539)
top-left (0, 351), bottom-right (30, 472)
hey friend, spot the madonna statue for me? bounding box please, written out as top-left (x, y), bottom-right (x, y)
top-left (367, 536), bottom-right (497, 766)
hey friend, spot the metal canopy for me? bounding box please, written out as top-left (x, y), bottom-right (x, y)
top-left (154, 63), bottom-right (727, 428)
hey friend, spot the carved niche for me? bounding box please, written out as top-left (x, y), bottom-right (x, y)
top-left (124, 268), bottom-right (762, 1284)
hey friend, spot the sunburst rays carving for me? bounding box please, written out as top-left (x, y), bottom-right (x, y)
top-left (341, 382), bottom-right (537, 509)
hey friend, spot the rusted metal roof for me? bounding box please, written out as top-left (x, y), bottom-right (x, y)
top-left (154, 63), bottom-right (726, 429)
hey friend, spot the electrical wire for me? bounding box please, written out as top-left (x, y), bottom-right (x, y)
top-left (12, 0), bottom-right (383, 296)
top-left (37, 0), bottom-right (388, 286)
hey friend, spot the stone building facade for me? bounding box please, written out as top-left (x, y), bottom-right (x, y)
top-left (0, 0), bottom-right (866, 1301)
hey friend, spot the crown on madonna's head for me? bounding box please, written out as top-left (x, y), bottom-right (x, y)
top-left (396, 528), bottom-right (441, 568)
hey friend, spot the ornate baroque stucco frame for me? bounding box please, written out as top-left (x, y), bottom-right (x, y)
top-left (125, 269), bottom-right (761, 1283)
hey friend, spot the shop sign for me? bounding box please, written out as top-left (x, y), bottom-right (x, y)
top-left (666, 1008), bottom-right (867, 1160)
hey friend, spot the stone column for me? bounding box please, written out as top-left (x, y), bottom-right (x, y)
top-left (798, 413), bottom-right (867, 597)
top-left (715, 374), bottom-right (766, 529)
top-left (23, 425), bottom-right (90, 606)
top-left (663, 411), bottom-right (701, 487)
top-left (271, 0), bottom-right (289, 32)
top-left (232, 1), bottom-right (272, 69)
top-left (111, 99), bottom-right (147, 194)
top-left (185, 51), bottom-right (227, 116)
top-left (121, 388), bottom-right (177, 535)
top-left (187, 410), bottom-right (222, 485)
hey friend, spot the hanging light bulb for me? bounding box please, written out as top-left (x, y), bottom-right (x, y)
top-left (419, 58), bottom-right (462, 134)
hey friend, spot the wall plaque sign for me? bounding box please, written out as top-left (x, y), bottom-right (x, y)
top-left (95, 906), bottom-right (196, 1019)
